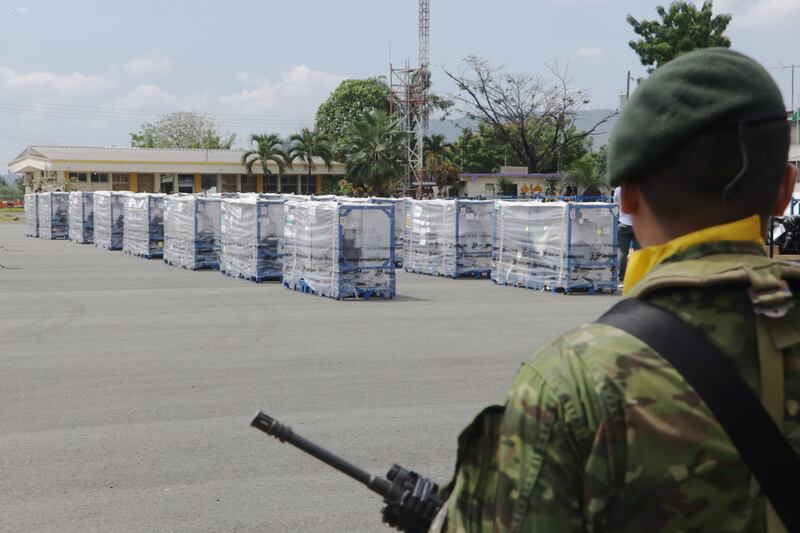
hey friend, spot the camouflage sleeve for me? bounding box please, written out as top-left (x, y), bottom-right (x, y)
top-left (442, 332), bottom-right (622, 533)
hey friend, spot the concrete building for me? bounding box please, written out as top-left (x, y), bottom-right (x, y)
top-left (456, 166), bottom-right (561, 197)
top-left (8, 146), bottom-right (346, 194)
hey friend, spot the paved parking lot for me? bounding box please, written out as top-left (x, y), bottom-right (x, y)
top-left (0, 224), bottom-right (619, 532)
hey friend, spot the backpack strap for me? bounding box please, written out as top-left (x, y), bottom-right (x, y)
top-left (597, 298), bottom-right (800, 532)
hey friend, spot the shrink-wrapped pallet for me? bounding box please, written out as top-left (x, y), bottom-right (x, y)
top-left (220, 196), bottom-right (284, 281)
top-left (93, 191), bottom-right (127, 250)
top-left (371, 197), bottom-right (405, 265)
top-left (403, 199), bottom-right (493, 278)
top-left (68, 192), bottom-right (94, 244)
top-left (163, 195), bottom-right (222, 270)
top-left (37, 192), bottom-right (69, 240)
top-left (123, 193), bottom-right (165, 258)
top-left (24, 193), bottom-right (38, 237)
top-left (491, 200), bottom-right (618, 293)
top-left (282, 200), bottom-right (395, 299)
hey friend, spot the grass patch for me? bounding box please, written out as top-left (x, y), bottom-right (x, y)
top-left (0, 212), bottom-right (23, 223)
top-left (0, 207), bottom-right (23, 213)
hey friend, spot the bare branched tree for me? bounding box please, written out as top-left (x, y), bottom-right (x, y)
top-left (444, 56), bottom-right (616, 173)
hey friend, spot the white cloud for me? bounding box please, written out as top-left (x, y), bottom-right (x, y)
top-left (110, 84), bottom-right (213, 112)
top-left (573, 47), bottom-right (604, 62)
top-left (123, 51), bottom-right (173, 76)
top-left (220, 65), bottom-right (346, 114)
top-left (696, 0), bottom-right (800, 28)
top-left (0, 65), bottom-right (115, 96)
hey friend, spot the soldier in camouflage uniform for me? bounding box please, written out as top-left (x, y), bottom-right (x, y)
top-left (432, 49), bottom-right (799, 532)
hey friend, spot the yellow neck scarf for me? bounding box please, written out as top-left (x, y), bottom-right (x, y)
top-left (623, 214), bottom-right (764, 295)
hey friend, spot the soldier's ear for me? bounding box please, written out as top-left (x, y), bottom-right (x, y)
top-left (620, 181), bottom-right (640, 216)
top-left (771, 164), bottom-right (798, 216)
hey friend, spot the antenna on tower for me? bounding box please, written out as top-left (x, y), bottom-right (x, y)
top-left (390, 0), bottom-right (430, 196)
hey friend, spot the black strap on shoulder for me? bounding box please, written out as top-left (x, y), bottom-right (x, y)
top-left (597, 298), bottom-right (800, 531)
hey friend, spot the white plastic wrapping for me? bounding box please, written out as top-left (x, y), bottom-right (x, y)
top-left (93, 191), bottom-right (127, 250)
top-left (123, 193), bottom-right (165, 258)
top-left (220, 196), bottom-right (284, 281)
top-left (24, 193), bottom-right (38, 237)
top-left (403, 199), bottom-right (493, 277)
top-left (371, 197), bottom-right (406, 265)
top-left (491, 200), bottom-right (619, 292)
top-left (163, 195), bottom-right (222, 270)
top-left (68, 192), bottom-right (94, 244)
top-left (282, 200), bottom-right (395, 299)
top-left (37, 192), bottom-right (69, 240)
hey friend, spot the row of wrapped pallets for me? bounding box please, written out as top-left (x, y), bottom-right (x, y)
top-left (24, 192), bottom-right (620, 295)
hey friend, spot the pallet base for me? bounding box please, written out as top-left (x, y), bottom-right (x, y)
top-left (124, 250), bottom-right (163, 260)
top-left (163, 258), bottom-right (220, 271)
top-left (403, 267), bottom-right (491, 280)
top-left (220, 269), bottom-right (281, 283)
top-left (493, 278), bottom-right (619, 295)
top-left (283, 280), bottom-right (395, 300)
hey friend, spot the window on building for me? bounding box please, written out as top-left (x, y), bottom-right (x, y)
top-left (177, 174), bottom-right (194, 194)
top-left (264, 174), bottom-right (278, 193)
top-left (241, 174), bottom-right (256, 193)
top-left (300, 175), bottom-right (316, 195)
top-left (281, 176), bottom-right (298, 194)
top-left (90, 172), bottom-right (109, 183)
top-left (201, 174), bottom-right (217, 192)
top-left (484, 183), bottom-right (495, 197)
top-left (112, 173), bottom-right (130, 191)
top-left (160, 174), bottom-right (175, 194)
top-left (70, 172), bottom-right (88, 182)
top-left (221, 175), bottom-right (237, 193)
top-left (137, 174), bottom-right (155, 193)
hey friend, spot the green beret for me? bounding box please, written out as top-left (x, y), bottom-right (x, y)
top-left (607, 48), bottom-right (786, 187)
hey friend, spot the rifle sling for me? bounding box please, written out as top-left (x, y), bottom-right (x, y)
top-left (597, 298), bottom-right (800, 531)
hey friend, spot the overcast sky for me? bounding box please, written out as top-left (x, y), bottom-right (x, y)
top-left (1, 0), bottom-right (796, 168)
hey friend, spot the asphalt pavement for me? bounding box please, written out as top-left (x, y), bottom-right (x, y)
top-left (0, 224), bottom-right (619, 532)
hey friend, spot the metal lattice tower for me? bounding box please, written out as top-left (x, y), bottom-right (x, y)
top-left (390, 0), bottom-right (430, 194)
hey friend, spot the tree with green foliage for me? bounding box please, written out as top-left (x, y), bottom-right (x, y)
top-left (627, 1), bottom-right (732, 72)
top-left (568, 154), bottom-right (609, 197)
top-left (131, 111), bottom-right (235, 149)
top-left (344, 111), bottom-right (406, 197)
top-left (452, 124), bottom-right (520, 173)
top-left (315, 78), bottom-right (390, 150)
top-left (241, 133), bottom-right (287, 183)
top-left (445, 56), bottom-right (611, 173)
top-left (286, 128), bottom-right (334, 185)
top-left (424, 134), bottom-right (459, 196)
top-left (0, 175), bottom-right (13, 196)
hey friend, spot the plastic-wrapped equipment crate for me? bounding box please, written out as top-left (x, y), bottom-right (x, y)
top-left (24, 193), bottom-right (38, 237)
top-left (282, 200), bottom-right (395, 299)
top-left (68, 192), bottom-right (94, 243)
top-left (37, 192), bottom-right (69, 240)
top-left (492, 200), bottom-right (619, 293)
top-left (123, 193), bottom-right (165, 258)
top-left (403, 199), bottom-right (493, 278)
top-left (220, 196), bottom-right (284, 281)
top-left (371, 197), bottom-right (405, 266)
top-left (93, 191), bottom-right (128, 250)
top-left (163, 195), bottom-right (222, 270)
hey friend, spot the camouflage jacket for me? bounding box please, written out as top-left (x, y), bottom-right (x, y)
top-left (438, 242), bottom-right (800, 532)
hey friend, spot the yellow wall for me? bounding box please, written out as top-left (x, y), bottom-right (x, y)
top-left (129, 172), bottom-right (139, 192)
top-left (194, 173), bottom-right (202, 193)
top-left (316, 175), bottom-right (322, 194)
top-left (256, 175), bottom-right (264, 194)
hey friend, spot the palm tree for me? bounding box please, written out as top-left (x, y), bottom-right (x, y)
top-left (568, 155), bottom-right (607, 198)
top-left (344, 111), bottom-right (406, 197)
top-left (424, 134), bottom-right (458, 197)
top-left (241, 133), bottom-right (287, 188)
top-left (286, 128), bottom-right (334, 189)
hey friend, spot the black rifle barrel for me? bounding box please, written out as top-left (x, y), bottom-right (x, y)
top-left (251, 411), bottom-right (392, 497)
